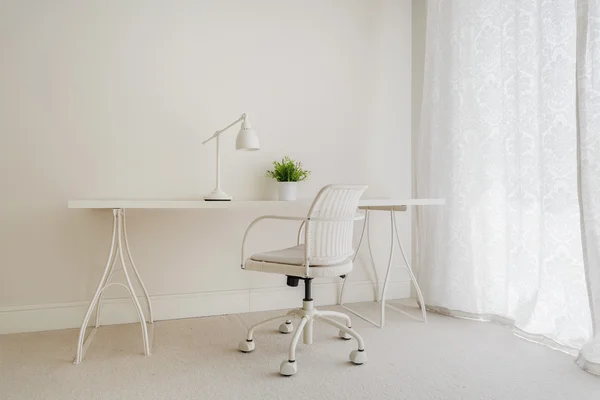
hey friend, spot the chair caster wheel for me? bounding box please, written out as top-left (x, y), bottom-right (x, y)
top-left (338, 329), bottom-right (351, 340)
top-left (238, 340), bottom-right (255, 353)
top-left (279, 360), bottom-right (297, 376)
top-left (349, 349), bottom-right (367, 365)
top-left (279, 322), bottom-right (293, 334)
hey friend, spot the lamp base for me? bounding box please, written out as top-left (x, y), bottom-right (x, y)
top-left (204, 187), bottom-right (232, 201)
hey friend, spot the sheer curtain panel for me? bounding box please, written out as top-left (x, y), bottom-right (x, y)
top-left (576, 0), bottom-right (600, 376)
top-left (416, 0), bottom-right (597, 374)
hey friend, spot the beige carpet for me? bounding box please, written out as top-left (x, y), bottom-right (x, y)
top-left (0, 302), bottom-right (598, 400)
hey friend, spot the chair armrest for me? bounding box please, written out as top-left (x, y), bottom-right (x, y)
top-left (240, 215), bottom-right (307, 268)
top-left (241, 213), bottom-right (366, 272)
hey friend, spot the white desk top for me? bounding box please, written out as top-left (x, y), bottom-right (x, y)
top-left (67, 198), bottom-right (445, 209)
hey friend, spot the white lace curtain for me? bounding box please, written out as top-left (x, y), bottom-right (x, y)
top-left (576, 0), bottom-right (600, 375)
top-left (416, 0), bottom-right (600, 375)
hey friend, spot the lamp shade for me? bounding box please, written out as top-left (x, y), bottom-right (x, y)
top-left (236, 119), bottom-right (260, 151)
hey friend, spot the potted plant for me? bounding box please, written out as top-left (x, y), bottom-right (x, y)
top-left (265, 156), bottom-right (311, 201)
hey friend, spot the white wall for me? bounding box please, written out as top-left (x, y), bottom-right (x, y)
top-left (0, 0), bottom-right (413, 333)
top-left (412, 0), bottom-right (427, 140)
top-left (411, 0), bottom-right (427, 281)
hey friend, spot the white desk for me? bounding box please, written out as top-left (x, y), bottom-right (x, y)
top-left (68, 198), bottom-right (444, 363)
top-left (67, 198), bottom-right (444, 209)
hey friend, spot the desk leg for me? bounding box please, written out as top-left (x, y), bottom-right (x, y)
top-left (379, 210), bottom-right (396, 327)
top-left (379, 210), bottom-right (428, 324)
top-left (390, 211), bottom-right (427, 323)
top-left (340, 208), bottom-right (428, 328)
top-left (339, 210), bottom-right (380, 303)
top-left (339, 210), bottom-right (383, 328)
top-left (365, 211), bottom-right (381, 299)
top-left (74, 209), bottom-right (152, 364)
top-left (121, 210), bottom-right (154, 323)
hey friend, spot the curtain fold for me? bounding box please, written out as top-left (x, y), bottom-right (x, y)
top-left (417, 0), bottom-right (593, 363)
top-left (576, 0), bottom-right (600, 376)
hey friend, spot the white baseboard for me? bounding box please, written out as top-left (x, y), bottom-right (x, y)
top-left (0, 280), bottom-right (409, 335)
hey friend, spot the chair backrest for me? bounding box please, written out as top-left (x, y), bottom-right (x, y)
top-left (304, 184), bottom-right (368, 266)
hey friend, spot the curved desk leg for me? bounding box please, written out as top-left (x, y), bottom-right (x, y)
top-left (116, 210), bottom-right (151, 356)
top-left (392, 211), bottom-right (427, 323)
top-left (341, 206), bottom-right (427, 328)
top-left (75, 210), bottom-right (118, 364)
top-left (74, 209), bottom-right (152, 364)
top-left (94, 251), bottom-right (117, 328)
top-left (340, 209), bottom-right (385, 328)
top-left (379, 210), bottom-right (396, 328)
top-left (339, 210), bottom-right (377, 304)
top-left (122, 210), bottom-right (154, 323)
top-left (365, 211), bottom-right (380, 299)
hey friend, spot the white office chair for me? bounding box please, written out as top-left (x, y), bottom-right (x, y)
top-left (238, 184), bottom-right (368, 376)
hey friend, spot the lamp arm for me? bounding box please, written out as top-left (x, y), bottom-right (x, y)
top-left (201, 114), bottom-right (247, 145)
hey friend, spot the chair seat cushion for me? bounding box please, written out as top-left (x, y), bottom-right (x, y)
top-left (247, 244), bottom-right (352, 278)
top-left (251, 244), bottom-right (307, 265)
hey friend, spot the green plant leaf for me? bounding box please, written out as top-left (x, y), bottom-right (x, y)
top-left (265, 156), bottom-right (311, 182)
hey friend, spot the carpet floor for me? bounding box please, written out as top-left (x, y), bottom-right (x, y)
top-left (0, 301), bottom-right (598, 400)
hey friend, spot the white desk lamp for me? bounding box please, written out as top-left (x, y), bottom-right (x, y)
top-left (202, 113), bottom-right (259, 201)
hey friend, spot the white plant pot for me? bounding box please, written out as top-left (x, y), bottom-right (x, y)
top-left (278, 182), bottom-right (297, 201)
